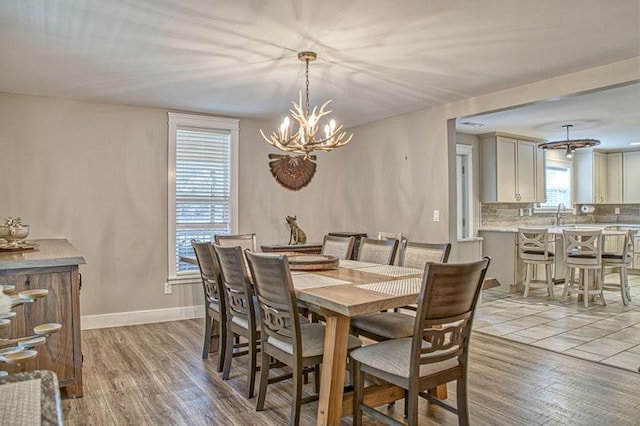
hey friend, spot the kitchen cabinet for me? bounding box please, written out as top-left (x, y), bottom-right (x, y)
top-left (478, 230), bottom-right (524, 292)
top-left (479, 133), bottom-right (545, 203)
top-left (574, 150), bottom-right (607, 204)
top-left (607, 152), bottom-right (623, 204)
top-left (623, 151), bottom-right (640, 203)
top-left (0, 239), bottom-right (85, 397)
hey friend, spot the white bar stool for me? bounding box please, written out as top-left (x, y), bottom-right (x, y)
top-left (601, 229), bottom-right (635, 305)
top-left (561, 229), bottom-right (604, 307)
top-left (518, 228), bottom-right (555, 299)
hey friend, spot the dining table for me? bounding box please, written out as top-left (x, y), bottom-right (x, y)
top-left (181, 253), bottom-right (495, 426)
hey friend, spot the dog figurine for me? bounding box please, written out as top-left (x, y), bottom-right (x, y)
top-left (286, 216), bottom-right (307, 245)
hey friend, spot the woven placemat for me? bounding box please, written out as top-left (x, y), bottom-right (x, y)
top-left (0, 378), bottom-right (41, 425)
top-left (337, 260), bottom-right (380, 269)
top-left (292, 274), bottom-right (351, 289)
top-left (359, 265), bottom-right (422, 277)
top-left (356, 278), bottom-right (422, 296)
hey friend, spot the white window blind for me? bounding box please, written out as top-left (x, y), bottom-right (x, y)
top-left (175, 128), bottom-right (231, 273)
top-left (540, 160), bottom-right (572, 209)
top-left (167, 113), bottom-right (238, 284)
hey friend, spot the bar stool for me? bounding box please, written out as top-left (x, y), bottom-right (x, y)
top-left (601, 229), bottom-right (635, 305)
top-left (518, 228), bottom-right (555, 299)
top-left (561, 229), bottom-right (604, 308)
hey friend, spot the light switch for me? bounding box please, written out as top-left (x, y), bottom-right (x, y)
top-left (615, 207), bottom-right (620, 215)
top-left (433, 210), bottom-right (440, 222)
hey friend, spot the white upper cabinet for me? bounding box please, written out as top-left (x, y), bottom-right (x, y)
top-left (623, 151), bottom-right (640, 203)
top-left (575, 150), bottom-right (608, 204)
top-left (480, 133), bottom-right (545, 203)
top-left (607, 152), bottom-right (623, 204)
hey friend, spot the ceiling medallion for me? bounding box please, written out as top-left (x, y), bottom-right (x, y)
top-left (260, 51), bottom-right (352, 190)
top-left (538, 124), bottom-right (600, 158)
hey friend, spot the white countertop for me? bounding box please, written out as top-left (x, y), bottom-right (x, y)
top-left (479, 223), bottom-right (640, 234)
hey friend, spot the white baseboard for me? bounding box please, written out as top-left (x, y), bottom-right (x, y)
top-left (81, 305), bottom-right (205, 330)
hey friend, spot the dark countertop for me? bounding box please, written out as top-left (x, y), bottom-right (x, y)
top-left (0, 238), bottom-right (86, 270)
top-left (0, 370), bottom-right (63, 425)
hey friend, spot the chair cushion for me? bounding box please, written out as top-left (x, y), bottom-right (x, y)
top-left (602, 253), bottom-right (632, 260)
top-left (350, 337), bottom-right (459, 379)
top-left (350, 312), bottom-right (414, 339)
top-left (267, 323), bottom-right (362, 358)
top-left (209, 302), bottom-right (219, 312)
top-left (522, 250), bottom-right (554, 257)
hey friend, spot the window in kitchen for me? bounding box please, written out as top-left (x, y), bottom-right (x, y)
top-left (167, 112), bottom-right (239, 284)
top-left (538, 158), bottom-right (572, 210)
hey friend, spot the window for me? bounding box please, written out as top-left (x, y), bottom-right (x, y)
top-left (167, 113), bottom-right (238, 284)
top-left (538, 158), bottom-right (572, 210)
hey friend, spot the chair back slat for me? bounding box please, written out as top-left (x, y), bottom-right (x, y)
top-left (215, 233), bottom-right (257, 253)
top-left (246, 252), bottom-right (301, 349)
top-left (518, 228), bottom-right (552, 261)
top-left (358, 237), bottom-right (399, 265)
top-left (411, 258), bottom-right (490, 373)
top-left (563, 229), bottom-right (602, 267)
top-left (191, 240), bottom-right (224, 307)
top-left (400, 242), bottom-right (451, 270)
top-left (214, 245), bottom-right (255, 325)
top-left (321, 235), bottom-right (355, 260)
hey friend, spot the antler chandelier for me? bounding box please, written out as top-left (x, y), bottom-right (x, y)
top-left (539, 124), bottom-right (600, 158)
top-left (260, 51), bottom-right (353, 157)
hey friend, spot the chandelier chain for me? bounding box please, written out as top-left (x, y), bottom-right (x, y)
top-left (305, 58), bottom-right (310, 117)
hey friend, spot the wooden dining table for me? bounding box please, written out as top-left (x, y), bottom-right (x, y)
top-left (181, 254), bottom-right (494, 426)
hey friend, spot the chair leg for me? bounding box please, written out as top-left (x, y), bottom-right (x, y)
top-left (222, 329), bottom-right (234, 380)
top-left (584, 270), bottom-right (589, 308)
top-left (406, 387), bottom-right (419, 426)
top-left (290, 363), bottom-right (303, 426)
top-left (457, 377), bottom-right (470, 426)
top-left (246, 332), bottom-right (257, 399)
top-left (256, 350), bottom-right (270, 411)
top-left (597, 268), bottom-right (606, 306)
top-left (619, 267), bottom-right (628, 306)
top-left (203, 314), bottom-right (212, 359)
top-left (352, 360), bottom-right (364, 426)
top-left (561, 267), bottom-right (572, 301)
top-left (217, 318), bottom-right (227, 373)
top-left (523, 263), bottom-right (531, 298)
top-left (313, 364), bottom-right (321, 394)
top-left (546, 263), bottom-right (554, 299)
top-left (623, 267), bottom-right (632, 302)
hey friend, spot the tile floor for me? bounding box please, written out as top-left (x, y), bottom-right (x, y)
top-left (474, 272), bottom-right (640, 373)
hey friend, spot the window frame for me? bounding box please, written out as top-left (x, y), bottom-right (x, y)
top-left (535, 156), bottom-right (575, 213)
top-left (167, 112), bottom-right (239, 285)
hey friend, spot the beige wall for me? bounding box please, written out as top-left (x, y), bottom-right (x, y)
top-left (1, 57), bottom-right (637, 318)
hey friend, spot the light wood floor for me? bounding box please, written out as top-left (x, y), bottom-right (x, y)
top-left (63, 319), bottom-right (640, 425)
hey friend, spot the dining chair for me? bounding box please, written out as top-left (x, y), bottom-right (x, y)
top-left (213, 244), bottom-right (260, 399)
top-left (321, 235), bottom-right (355, 260)
top-left (191, 240), bottom-right (227, 371)
top-left (350, 257), bottom-right (490, 426)
top-left (601, 229), bottom-right (635, 305)
top-left (518, 228), bottom-right (555, 299)
top-left (378, 232), bottom-right (404, 265)
top-left (358, 237), bottom-right (399, 265)
top-left (215, 233), bottom-right (257, 252)
top-left (245, 251), bottom-right (362, 426)
top-left (350, 242), bottom-right (452, 341)
top-left (561, 229), bottom-right (604, 307)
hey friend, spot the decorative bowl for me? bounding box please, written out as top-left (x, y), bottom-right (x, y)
top-left (0, 225), bottom-right (29, 241)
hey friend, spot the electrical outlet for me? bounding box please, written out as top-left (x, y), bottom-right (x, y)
top-left (164, 282), bottom-right (172, 295)
top-left (519, 208), bottom-right (524, 217)
top-left (433, 210), bottom-right (440, 222)
top-left (615, 207), bottom-right (620, 215)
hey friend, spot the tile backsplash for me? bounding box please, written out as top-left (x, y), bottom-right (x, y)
top-left (481, 203), bottom-right (640, 227)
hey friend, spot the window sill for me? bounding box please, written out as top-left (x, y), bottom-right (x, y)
top-left (167, 274), bottom-right (200, 286)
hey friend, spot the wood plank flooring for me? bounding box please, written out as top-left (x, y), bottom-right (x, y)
top-left (63, 319), bottom-right (640, 425)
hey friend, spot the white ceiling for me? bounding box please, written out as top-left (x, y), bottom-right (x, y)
top-left (0, 0), bottom-right (639, 130)
top-left (457, 82), bottom-right (640, 150)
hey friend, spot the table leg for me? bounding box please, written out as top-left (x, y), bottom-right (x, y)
top-left (317, 314), bottom-right (350, 426)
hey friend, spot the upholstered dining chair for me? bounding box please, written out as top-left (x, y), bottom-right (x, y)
top-left (245, 251), bottom-right (362, 426)
top-left (400, 242), bottom-right (452, 270)
top-left (518, 228), bottom-right (555, 299)
top-left (191, 240), bottom-right (227, 371)
top-left (350, 242), bottom-right (452, 341)
top-left (358, 237), bottom-right (399, 265)
top-left (215, 233), bottom-right (257, 252)
top-left (213, 244), bottom-right (261, 399)
top-left (561, 229), bottom-right (604, 307)
top-left (321, 235), bottom-right (355, 260)
top-left (350, 257), bottom-right (490, 426)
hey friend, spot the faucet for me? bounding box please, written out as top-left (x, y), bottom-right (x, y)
top-left (556, 203), bottom-right (566, 227)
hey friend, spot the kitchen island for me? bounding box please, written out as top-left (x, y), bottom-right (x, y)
top-left (0, 239), bottom-right (85, 397)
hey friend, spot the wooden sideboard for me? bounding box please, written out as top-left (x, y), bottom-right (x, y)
top-left (0, 239), bottom-right (85, 397)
